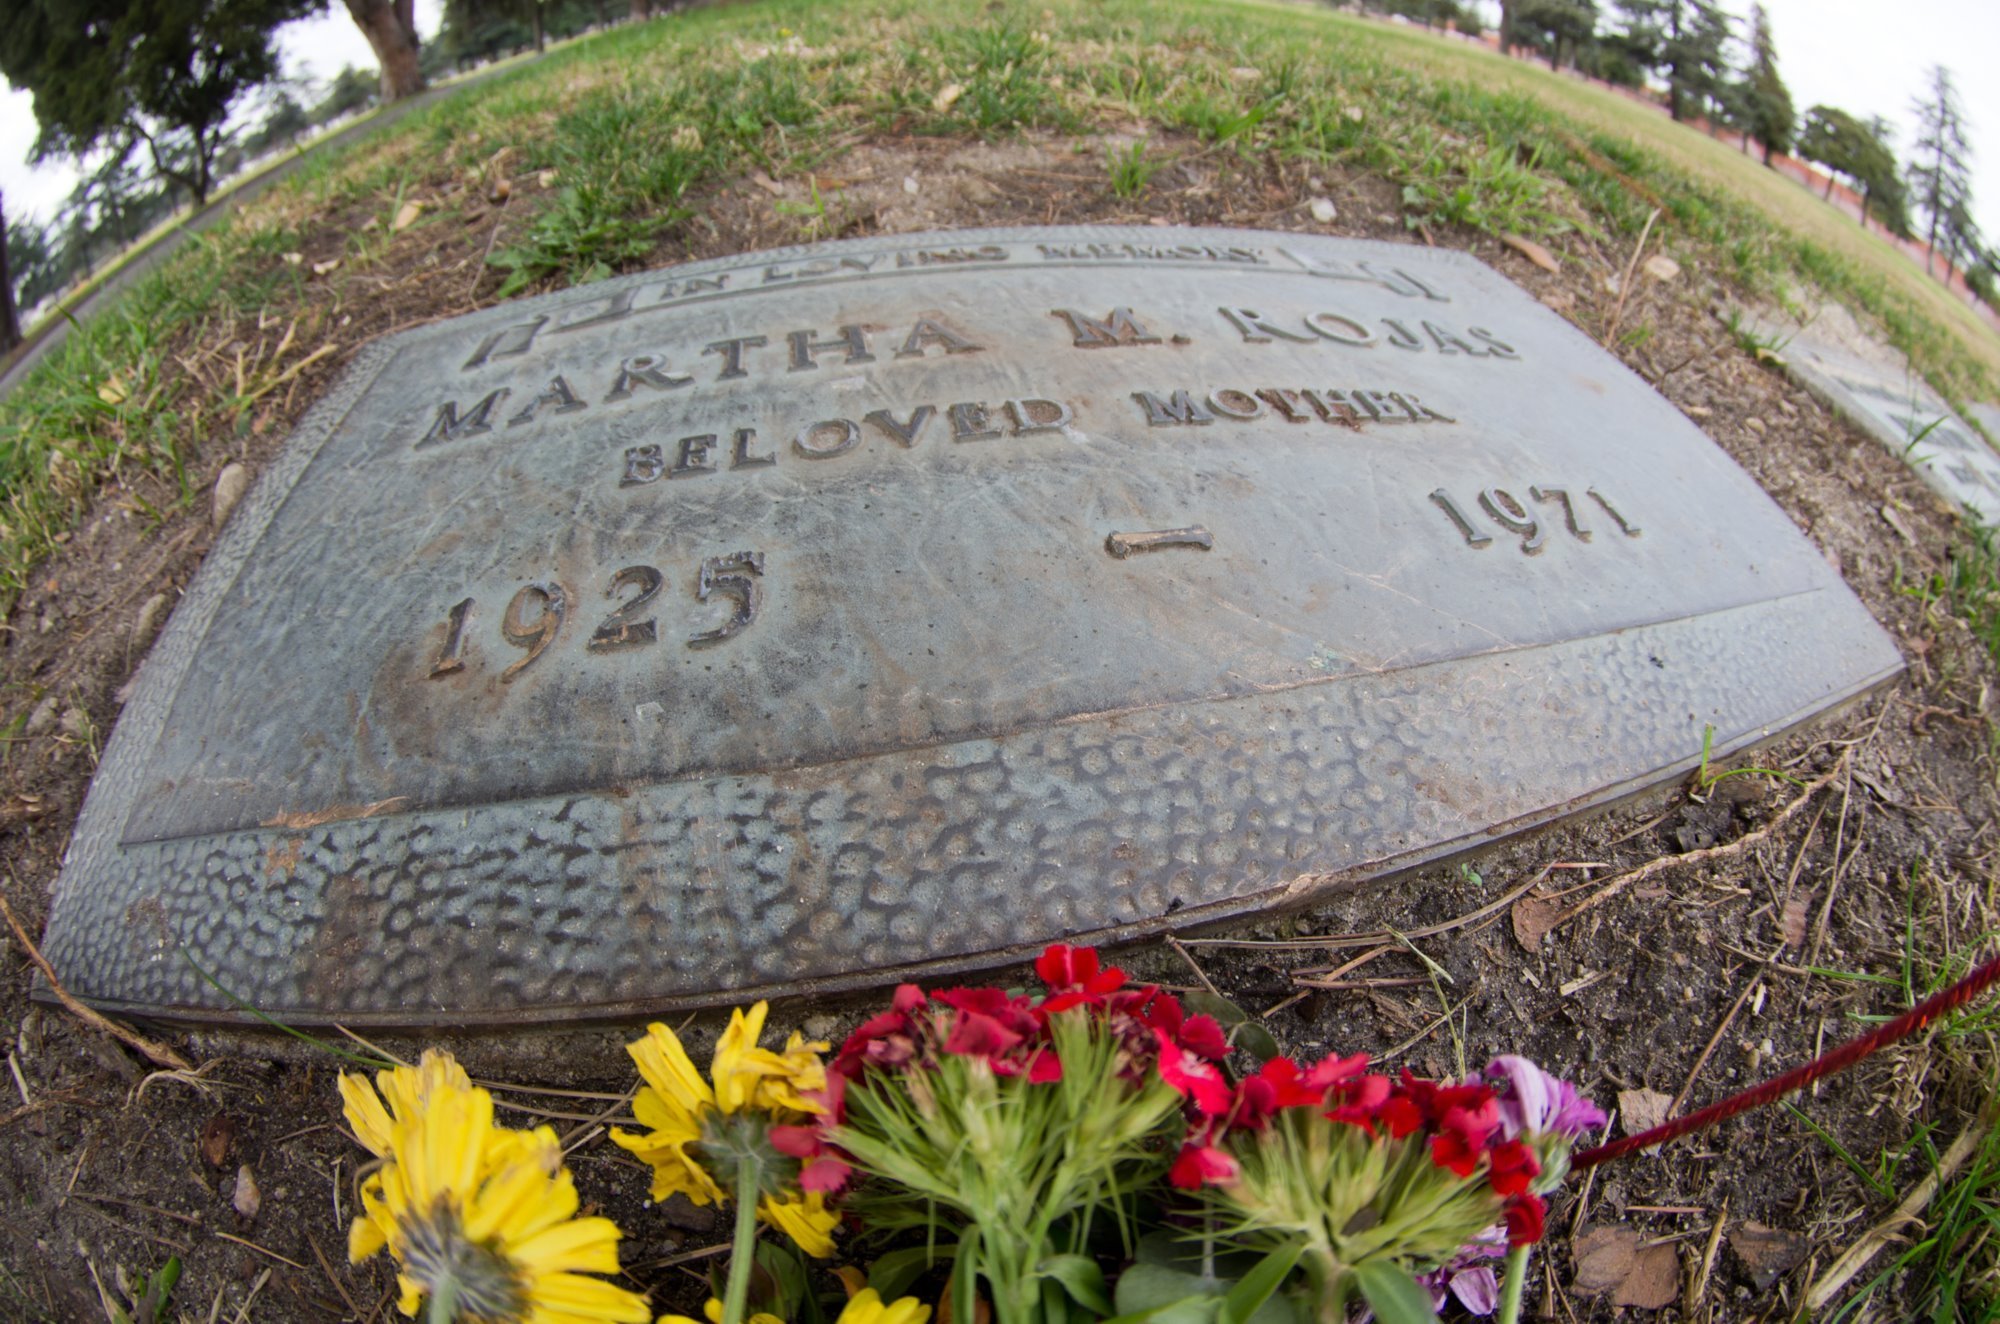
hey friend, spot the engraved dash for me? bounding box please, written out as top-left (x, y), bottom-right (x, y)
top-left (1105, 526), bottom-right (1214, 559)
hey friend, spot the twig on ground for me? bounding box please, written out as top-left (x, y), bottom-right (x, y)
top-left (307, 1230), bottom-right (366, 1321)
top-left (1686, 1199), bottom-right (1728, 1315)
top-left (1167, 935), bottom-right (1223, 998)
top-left (1804, 1103), bottom-right (1992, 1311)
top-left (1669, 944), bottom-right (1785, 1119)
top-left (214, 1230), bottom-right (307, 1270)
top-left (72, 1190), bottom-right (202, 1226)
top-left (0, 893), bottom-right (192, 1071)
top-left (1554, 755), bottom-right (1849, 932)
top-left (1186, 866), bottom-right (1554, 954)
top-left (1808, 761), bottom-right (1859, 968)
top-left (1293, 943), bottom-right (1396, 980)
top-left (230, 1267), bottom-right (273, 1324)
top-left (1377, 994), bottom-right (1474, 1062)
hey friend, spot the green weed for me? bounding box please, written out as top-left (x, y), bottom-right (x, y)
top-left (1106, 140), bottom-right (1164, 200)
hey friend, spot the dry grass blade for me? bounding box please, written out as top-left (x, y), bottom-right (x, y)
top-left (1602, 206), bottom-right (1661, 347)
top-left (0, 893), bottom-right (191, 1071)
top-left (1804, 1105), bottom-right (1991, 1311)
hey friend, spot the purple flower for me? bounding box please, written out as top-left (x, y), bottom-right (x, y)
top-left (1415, 1227), bottom-right (1507, 1315)
top-left (1484, 1056), bottom-right (1607, 1140)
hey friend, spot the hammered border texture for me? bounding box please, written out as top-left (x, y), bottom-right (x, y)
top-left (40, 227), bottom-right (1905, 1026)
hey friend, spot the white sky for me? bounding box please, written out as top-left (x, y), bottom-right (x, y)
top-left (2, 1), bottom-right (1998, 249)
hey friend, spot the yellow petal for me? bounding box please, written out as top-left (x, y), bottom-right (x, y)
top-left (712, 1004), bottom-right (771, 1113)
top-left (628, 1023), bottom-right (717, 1116)
top-left (347, 1211), bottom-right (388, 1263)
top-left (517, 1271), bottom-right (652, 1321)
top-left (396, 1273), bottom-right (425, 1318)
top-left (338, 1071), bottom-right (395, 1156)
top-left (837, 1288), bottom-right (886, 1324)
top-left (759, 1191), bottom-right (838, 1258)
top-left (512, 1216), bottom-right (624, 1276)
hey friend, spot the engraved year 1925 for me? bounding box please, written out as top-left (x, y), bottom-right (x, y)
top-left (425, 552), bottom-right (766, 682)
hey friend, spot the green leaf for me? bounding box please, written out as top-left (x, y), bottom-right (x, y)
top-left (1039, 1255), bottom-right (1113, 1317)
top-left (1350, 1263), bottom-right (1438, 1324)
top-left (869, 1245), bottom-right (954, 1302)
top-left (1183, 992), bottom-right (1249, 1026)
top-left (1220, 1244), bottom-right (1301, 1324)
top-left (1115, 1264), bottom-right (1214, 1316)
top-left (1232, 1023), bottom-right (1282, 1063)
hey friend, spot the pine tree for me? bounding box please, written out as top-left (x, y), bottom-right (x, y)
top-left (1740, 4), bottom-right (1794, 165)
top-left (0, 190), bottom-right (19, 356)
top-left (1906, 65), bottom-right (1975, 277)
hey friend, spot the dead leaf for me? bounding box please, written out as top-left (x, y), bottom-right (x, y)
top-left (310, 258), bottom-right (340, 276)
top-left (1618, 1087), bottom-right (1674, 1141)
top-left (933, 82), bottom-right (965, 112)
top-left (198, 1112), bottom-right (236, 1167)
top-left (96, 374), bottom-right (128, 405)
top-left (390, 199), bottom-right (423, 232)
top-left (750, 169), bottom-right (786, 197)
top-left (1501, 233), bottom-right (1559, 273)
top-left (1730, 1220), bottom-right (1808, 1290)
top-left (232, 1164), bottom-right (261, 1219)
top-left (538, 169), bottom-right (557, 189)
top-left (1573, 1226), bottom-right (1680, 1308)
top-left (1780, 896), bottom-right (1810, 948)
top-left (1643, 253), bottom-right (1682, 281)
top-left (281, 250), bottom-right (304, 266)
top-left (1880, 504), bottom-right (1917, 546)
top-left (1510, 893), bottom-right (1562, 952)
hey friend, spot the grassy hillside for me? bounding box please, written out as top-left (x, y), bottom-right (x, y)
top-left (1, 0), bottom-right (1996, 604)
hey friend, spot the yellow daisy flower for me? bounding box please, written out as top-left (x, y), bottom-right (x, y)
top-left (611, 1005), bottom-right (835, 1258)
top-left (340, 1050), bottom-right (650, 1323)
top-left (660, 1289), bottom-right (928, 1324)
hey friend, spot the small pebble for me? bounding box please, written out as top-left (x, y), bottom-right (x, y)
top-left (135, 592), bottom-right (169, 639)
top-left (1308, 198), bottom-right (1337, 224)
top-left (213, 463), bottom-right (250, 528)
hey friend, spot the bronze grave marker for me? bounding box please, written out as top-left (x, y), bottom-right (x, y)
top-left (44, 226), bottom-right (1902, 1025)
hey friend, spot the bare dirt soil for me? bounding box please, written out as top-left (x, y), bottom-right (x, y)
top-left (1, 133), bottom-right (1993, 1321)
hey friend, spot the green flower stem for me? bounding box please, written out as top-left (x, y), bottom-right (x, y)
top-left (427, 1274), bottom-right (461, 1324)
top-left (720, 1162), bottom-right (762, 1324)
top-left (1497, 1245), bottom-right (1529, 1324)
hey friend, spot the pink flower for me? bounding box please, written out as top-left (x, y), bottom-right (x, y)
top-left (1156, 1029), bottom-right (1233, 1114)
top-left (1168, 1142), bottom-right (1239, 1189)
top-left (1035, 944), bottom-right (1126, 998)
top-left (1484, 1055), bottom-right (1607, 1140)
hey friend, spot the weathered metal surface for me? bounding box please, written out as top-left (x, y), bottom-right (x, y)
top-left (1745, 314), bottom-right (2000, 520)
top-left (44, 226), bottom-right (1902, 1027)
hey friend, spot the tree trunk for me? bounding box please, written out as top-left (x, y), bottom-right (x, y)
top-left (344, 0), bottom-right (426, 101)
top-left (1823, 171), bottom-right (1833, 200)
top-left (532, 1), bottom-right (545, 52)
top-left (0, 190), bottom-right (21, 356)
top-left (630, 0), bottom-right (652, 18)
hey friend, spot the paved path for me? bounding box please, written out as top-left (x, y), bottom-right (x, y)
top-left (0, 56), bottom-right (538, 401)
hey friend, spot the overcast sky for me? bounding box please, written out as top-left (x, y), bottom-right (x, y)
top-left (3, 0), bottom-right (1998, 249)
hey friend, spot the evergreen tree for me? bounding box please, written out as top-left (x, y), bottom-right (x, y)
top-left (0, 191), bottom-right (19, 356)
top-left (1608, 0), bottom-right (1733, 123)
top-left (0, 0), bottom-right (319, 206)
top-left (1514, 0), bottom-right (1599, 70)
top-left (1906, 65), bottom-right (1974, 276)
top-left (1739, 3), bottom-right (1794, 165)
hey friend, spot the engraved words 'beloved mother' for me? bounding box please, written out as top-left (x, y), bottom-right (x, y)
top-left (42, 226), bottom-right (1901, 1027)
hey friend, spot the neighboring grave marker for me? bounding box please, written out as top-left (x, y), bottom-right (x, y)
top-left (1743, 312), bottom-right (2000, 521)
top-left (43, 227), bottom-right (1901, 1026)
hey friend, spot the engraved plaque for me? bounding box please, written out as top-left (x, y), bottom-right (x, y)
top-left (45, 227), bottom-right (1902, 1026)
top-left (1746, 316), bottom-right (2000, 520)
